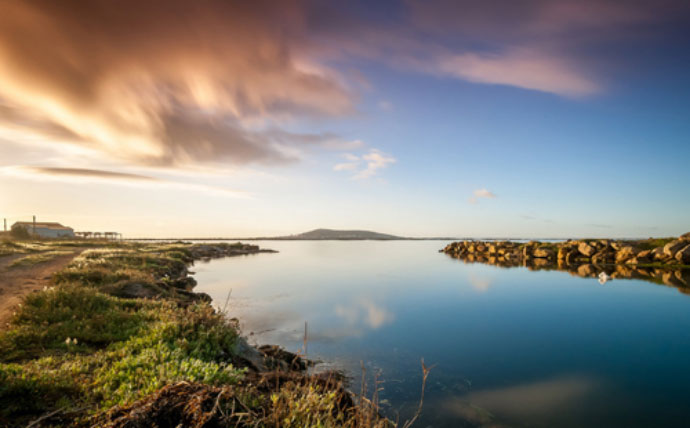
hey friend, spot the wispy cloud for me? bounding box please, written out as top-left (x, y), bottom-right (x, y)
top-left (2, 165), bottom-right (250, 199)
top-left (333, 149), bottom-right (396, 180)
top-left (0, 1), bottom-right (355, 167)
top-left (24, 167), bottom-right (158, 182)
top-left (433, 49), bottom-right (599, 97)
top-left (469, 188), bottom-right (497, 204)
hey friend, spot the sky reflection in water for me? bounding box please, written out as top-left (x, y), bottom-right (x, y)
top-left (194, 241), bottom-right (690, 427)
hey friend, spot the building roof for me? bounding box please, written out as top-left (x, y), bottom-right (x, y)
top-left (12, 221), bottom-right (73, 231)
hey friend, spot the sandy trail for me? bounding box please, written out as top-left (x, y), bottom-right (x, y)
top-left (0, 249), bottom-right (84, 327)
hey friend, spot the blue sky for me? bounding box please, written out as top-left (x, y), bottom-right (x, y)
top-left (0, 0), bottom-right (689, 238)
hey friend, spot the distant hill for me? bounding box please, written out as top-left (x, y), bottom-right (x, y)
top-left (277, 228), bottom-right (402, 240)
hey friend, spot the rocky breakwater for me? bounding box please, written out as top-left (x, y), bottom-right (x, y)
top-left (441, 233), bottom-right (690, 292)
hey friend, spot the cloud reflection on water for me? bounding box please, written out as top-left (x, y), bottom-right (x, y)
top-left (442, 375), bottom-right (598, 426)
top-left (335, 299), bottom-right (395, 329)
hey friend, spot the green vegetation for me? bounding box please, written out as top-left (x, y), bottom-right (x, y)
top-left (0, 241), bottom-right (393, 428)
top-left (635, 237), bottom-right (676, 251)
top-left (6, 250), bottom-right (74, 268)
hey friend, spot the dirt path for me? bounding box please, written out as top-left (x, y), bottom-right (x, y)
top-left (0, 249), bottom-right (84, 326)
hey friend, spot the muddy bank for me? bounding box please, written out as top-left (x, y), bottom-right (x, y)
top-left (441, 234), bottom-right (690, 292)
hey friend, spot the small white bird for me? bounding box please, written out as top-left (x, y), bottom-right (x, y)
top-left (598, 272), bottom-right (612, 284)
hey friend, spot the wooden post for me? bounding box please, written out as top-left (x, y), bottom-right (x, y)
top-left (33, 215), bottom-right (36, 236)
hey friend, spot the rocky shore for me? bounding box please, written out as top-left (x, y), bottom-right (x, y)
top-left (442, 233), bottom-right (690, 290)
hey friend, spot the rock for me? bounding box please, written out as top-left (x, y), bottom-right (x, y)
top-left (533, 247), bottom-right (554, 258)
top-left (651, 247), bottom-right (668, 261)
top-left (675, 244), bottom-right (690, 264)
top-left (233, 337), bottom-right (267, 371)
top-left (114, 282), bottom-right (162, 299)
top-left (616, 246), bottom-right (639, 263)
top-left (637, 249), bottom-right (652, 260)
top-left (592, 251), bottom-right (614, 265)
top-left (664, 240), bottom-right (687, 258)
top-left (681, 232), bottom-right (690, 240)
top-left (259, 345), bottom-right (310, 371)
top-left (578, 242), bottom-right (596, 257)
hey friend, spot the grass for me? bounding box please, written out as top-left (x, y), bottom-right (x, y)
top-left (0, 241), bottom-right (399, 428)
top-left (6, 250), bottom-right (74, 268)
top-left (635, 237), bottom-right (676, 251)
top-left (0, 285), bottom-right (245, 424)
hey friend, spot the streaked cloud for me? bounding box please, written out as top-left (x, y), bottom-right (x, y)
top-left (1, 165), bottom-right (249, 199)
top-left (0, 0), bottom-right (354, 167)
top-left (1, 0), bottom-right (680, 176)
top-left (24, 167), bottom-right (157, 181)
top-left (434, 49), bottom-right (599, 96)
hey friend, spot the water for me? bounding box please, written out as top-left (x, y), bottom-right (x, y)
top-left (193, 241), bottom-right (690, 427)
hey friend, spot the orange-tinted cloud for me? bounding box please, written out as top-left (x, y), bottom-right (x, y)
top-left (0, 0), bottom-right (354, 166)
top-left (1, 0), bottom-right (684, 169)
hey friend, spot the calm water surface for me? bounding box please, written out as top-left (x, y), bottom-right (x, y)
top-left (194, 241), bottom-right (690, 427)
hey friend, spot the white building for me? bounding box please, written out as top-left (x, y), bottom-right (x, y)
top-left (12, 221), bottom-right (75, 238)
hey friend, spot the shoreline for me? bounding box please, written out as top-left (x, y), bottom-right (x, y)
top-left (0, 240), bottom-right (391, 427)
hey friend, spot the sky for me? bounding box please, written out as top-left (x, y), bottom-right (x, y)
top-left (1, 0), bottom-right (689, 238)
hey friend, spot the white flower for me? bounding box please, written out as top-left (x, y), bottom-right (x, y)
top-left (73, 338), bottom-right (78, 345)
top-left (65, 337), bottom-right (72, 345)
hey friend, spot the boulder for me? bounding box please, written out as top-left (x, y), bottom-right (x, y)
top-left (233, 336), bottom-right (267, 371)
top-left (651, 247), bottom-right (668, 261)
top-left (681, 232), bottom-right (690, 240)
top-left (592, 251), bottom-right (614, 265)
top-left (616, 246), bottom-right (639, 263)
top-left (578, 242), bottom-right (596, 257)
top-left (664, 240), bottom-right (687, 258)
top-left (533, 247), bottom-right (554, 258)
top-left (675, 244), bottom-right (690, 264)
top-left (637, 249), bottom-right (652, 261)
